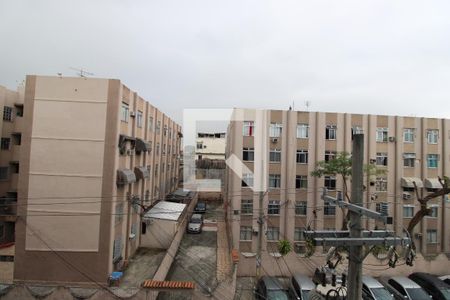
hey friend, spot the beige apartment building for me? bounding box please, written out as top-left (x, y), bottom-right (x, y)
top-left (0, 85), bottom-right (24, 282)
top-left (225, 108), bottom-right (450, 276)
top-left (13, 75), bottom-right (181, 285)
top-left (196, 132), bottom-right (226, 160)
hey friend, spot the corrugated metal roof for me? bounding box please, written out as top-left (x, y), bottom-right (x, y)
top-left (141, 280), bottom-right (195, 289)
top-left (143, 201), bottom-right (186, 221)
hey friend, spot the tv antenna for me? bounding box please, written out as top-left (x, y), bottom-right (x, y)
top-left (305, 100), bottom-right (311, 111)
top-left (70, 67), bottom-right (94, 78)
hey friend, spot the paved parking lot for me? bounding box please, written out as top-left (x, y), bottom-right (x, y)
top-left (158, 202), bottom-right (219, 300)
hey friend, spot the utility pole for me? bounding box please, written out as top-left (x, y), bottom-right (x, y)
top-left (256, 189), bottom-right (264, 279)
top-left (304, 133), bottom-right (414, 299)
top-left (347, 133), bottom-right (364, 300)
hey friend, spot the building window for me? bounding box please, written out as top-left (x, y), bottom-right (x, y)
top-left (15, 104), bottom-right (23, 117)
top-left (427, 129), bottom-right (439, 144)
top-left (376, 127), bottom-right (388, 142)
top-left (240, 226), bottom-right (252, 241)
top-left (156, 143), bottom-right (160, 155)
top-left (268, 200), bottom-right (280, 215)
top-left (243, 121), bottom-right (254, 136)
top-left (269, 149), bottom-right (281, 162)
top-left (1, 138), bottom-right (10, 150)
top-left (297, 124), bottom-right (309, 139)
top-left (196, 142), bottom-right (203, 149)
top-left (426, 229), bottom-right (437, 244)
top-left (113, 237), bottom-right (122, 262)
top-left (324, 176), bottom-right (336, 190)
top-left (242, 173), bottom-right (254, 187)
top-left (295, 176), bottom-right (308, 189)
top-left (403, 153), bottom-right (416, 167)
top-left (243, 148), bottom-right (254, 161)
top-left (120, 102), bottom-right (129, 122)
top-left (136, 111), bottom-right (143, 128)
top-left (428, 205), bottom-right (438, 218)
top-left (148, 116), bottom-right (154, 131)
top-left (10, 162), bottom-right (19, 174)
top-left (375, 177), bottom-right (387, 192)
top-left (269, 174), bottom-right (281, 188)
top-left (3, 106), bottom-right (13, 121)
top-left (325, 125), bottom-right (336, 140)
top-left (403, 128), bottom-right (415, 143)
top-left (269, 123), bottom-right (283, 138)
top-left (0, 167), bottom-right (9, 180)
top-left (376, 152), bottom-right (388, 166)
top-left (295, 201), bottom-right (307, 215)
top-left (376, 202), bottom-right (389, 216)
top-left (241, 200), bottom-right (253, 214)
top-left (427, 154), bottom-right (439, 168)
top-left (403, 205), bottom-right (414, 218)
top-left (324, 202), bottom-right (336, 215)
top-left (12, 133), bottom-right (21, 145)
top-left (156, 121), bottom-right (161, 134)
top-left (351, 126), bottom-right (363, 137)
top-left (325, 151), bottom-right (336, 162)
top-left (155, 164), bottom-right (158, 176)
top-left (115, 203), bottom-right (124, 224)
top-left (296, 150), bottom-right (308, 164)
top-left (294, 227), bottom-right (305, 241)
top-left (267, 227), bottom-right (280, 241)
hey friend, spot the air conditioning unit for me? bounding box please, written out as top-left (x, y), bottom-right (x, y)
top-left (403, 192), bottom-right (412, 200)
top-left (130, 111), bottom-right (136, 117)
top-left (369, 159), bottom-right (376, 164)
top-left (271, 138), bottom-right (278, 143)
top-left (388, 136), bottom-right (396, 142)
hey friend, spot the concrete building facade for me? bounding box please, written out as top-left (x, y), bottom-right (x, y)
top-left (196, 132), bottom-right (226, 160)
top-left (225, 108), bottom-right (450, 276)
top-left (0, 85), bottom-right (24, 282)
top-left (14, 75), bottom-right (182, 285)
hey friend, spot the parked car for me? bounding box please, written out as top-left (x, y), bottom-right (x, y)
top-left (440, 275), bottom-right (450, 286)
top-left (409, 272), bottom-right (450, 300)
top-left (254, 276), bottom-right (289, 300)
top-left (194, 202), bottom-right (206, 213)
top-left (187, 214), bottom-right (203, 233)
top-left (362, 275), bottom-right (394, 300)
top-left (288, 274), bottom-right (315, 300)
top-left (380, 276), bottom-right (432, 300)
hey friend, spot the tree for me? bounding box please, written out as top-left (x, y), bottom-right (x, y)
top-left (311, 151), bottom-right (384, 230)
top-left (407, 176), bottom-right (450, 250)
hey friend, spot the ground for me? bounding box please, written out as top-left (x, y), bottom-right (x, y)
top-left (120, 248), bottom-right (166, 288)
top-left (158, 201), bottom-right (220, 300)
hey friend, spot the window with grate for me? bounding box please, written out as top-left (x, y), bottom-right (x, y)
top-left (267, 227), bottom-right (280, 241)
top-left (243, 121), bottom-right (254, 136)
top-left (324, 202), bottom-right (336, 215)
top-left (376, 202), bottom-right (389, 216)
top-left (376, 152), bottom-right (388, 166)
top-left (296, 150), bottom-right (308, 164)
top-left (375, 177), bottom-right (387, 192)
top-left (240, 226), bottom-right (252, 241)
top-left (269, 149), bottom-right (281, 162)
top-left (403, 153), bottom-right (416, 167)
top-left (295, 201), bottom-right (307, 215)
top-left (1, 138), bottom-right (10, 150)
top-left (295, 175), bottom-right (308, 189)
top-left (269, 123), bottom-right (283, 138)
top-left (241, 199), bottom-right (253, 214)
top-left (325, 125), bottom-right (336, 140)
top-left (296, 124), bottom-right (309, 138)
top-left (269, 174), bottom-right (281, 188)
top-left (294, 227), bottom-right (306, 241)
top-left (3, 106), bottom-right (13, 121)
top-left (324, 176), bottom-right (336, 190)
top-left (376, 127), bottom-right (388, 142)
top-left (243, 148), bottom-right (254, 161)
top-left (268, 200), bottom-right (280, 215)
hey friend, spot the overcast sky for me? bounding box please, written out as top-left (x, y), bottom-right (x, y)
top-left (1, 0), bottom-right (450, 126)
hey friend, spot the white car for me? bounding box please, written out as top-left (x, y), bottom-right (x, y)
top-left (362, 275), bottom-right (394, 300)
top-left (380, 276), bottom-right (431, 300)
top-left (187, 213), bottom-right (203, 233)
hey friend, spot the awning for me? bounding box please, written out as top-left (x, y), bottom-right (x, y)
top-left (134, 166), bottom-right (150, 180)
top-left (424, 178), bottom-right (442, 189)
top-left (117, 169), bottom-right (136, 185)
top-left (401, 177), bottom-right (423, 188)
top-left (135, 138), bottom-right (151, 153)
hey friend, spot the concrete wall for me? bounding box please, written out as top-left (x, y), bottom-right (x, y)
top-left (140, 219), bottom-right (179, 249)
